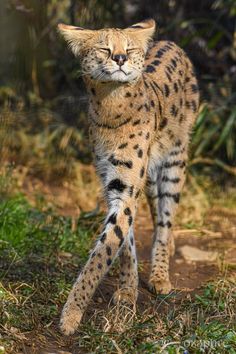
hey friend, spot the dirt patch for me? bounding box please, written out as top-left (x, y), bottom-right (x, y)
top-left (2, 164), bottom-right (100, 216)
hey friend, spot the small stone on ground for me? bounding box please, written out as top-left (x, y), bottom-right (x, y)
top-left (178, 245), bottom-right (218, 262)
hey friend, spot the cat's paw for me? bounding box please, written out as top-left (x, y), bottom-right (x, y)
top-left (60, 302), bottom-right (83, 335)
top-left (149, 278), bottom-right (172, 295)
top-left (113, 287), bottom-right (138, 305)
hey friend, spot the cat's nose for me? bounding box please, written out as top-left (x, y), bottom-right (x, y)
top-left (112, 54), bottom-right (128, 66)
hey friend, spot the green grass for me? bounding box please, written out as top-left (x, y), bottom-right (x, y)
top-left (0, 194), bottom-right (100, 258)
top-left (0, 194), bottom-right (101, 351)
top-left (0, 194), bottom-right (235, 353)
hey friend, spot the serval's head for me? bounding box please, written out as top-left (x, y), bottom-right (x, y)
top-left (58, 19), bottom-right (155, 84)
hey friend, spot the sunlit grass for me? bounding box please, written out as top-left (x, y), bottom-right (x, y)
top-left (0, 184), bottom-right (235, 353)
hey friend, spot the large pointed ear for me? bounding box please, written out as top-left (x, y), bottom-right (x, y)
top-left (124, 19), bottom-right (156, 52)
top-left (58, 23), bottom-right (94, 56)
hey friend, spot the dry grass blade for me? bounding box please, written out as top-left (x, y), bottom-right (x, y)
top-left (190, 157), bottom-right (236, 176)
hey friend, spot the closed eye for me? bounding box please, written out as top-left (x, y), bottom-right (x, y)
top-left (127, 48), bottom-right (139, 53)
top-left (99, 48), bottom-right (111, 55)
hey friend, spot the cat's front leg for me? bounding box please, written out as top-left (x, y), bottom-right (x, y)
top-left (60, 139), bottom-right (149, 335)
top-left (60, 193), bottom-right (137, 335)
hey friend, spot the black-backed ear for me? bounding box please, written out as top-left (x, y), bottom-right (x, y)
top-left (58, 23), bottom-right (94, 56)
top-left (124, 19), bottom-right (156, 52)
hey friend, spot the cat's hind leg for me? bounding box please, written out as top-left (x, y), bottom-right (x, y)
top-left (148, 145), bottom-right (187, 294)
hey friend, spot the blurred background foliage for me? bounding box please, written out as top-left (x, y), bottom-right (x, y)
top-left (0, 0), bottom-right (236, 182)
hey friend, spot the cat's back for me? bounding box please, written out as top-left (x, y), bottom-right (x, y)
top-left (144, 40), bottom-right (188, 79)
top-left (144, 40), bottom-right (199, 128)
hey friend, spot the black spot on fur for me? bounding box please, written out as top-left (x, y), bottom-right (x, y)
top-left (137, 105), bottom-right (143, 112)
top-left (138, 149), bottom-right (143, 158)
top-left (166, 65), bottom-right (172, 74)
top-left (118, 142), bottom-right (128, 149)
top-left (164, 160), bottom-right (185, 169)
top-left (146, 65), bottom-right (156, 73)
top-left (158, 192), bottom-right (180, 203)
top-left (152, 60), bottom-right (161, 66)
top-left (128, 216), bottom-right (133, 226)
top-left (100, 232), bottom-right (107, 243)
top-left (170, 104), bottom-right (178, 117)
top-left (171, 58), bottom-right (177, 68)
top-left (114, 225), bottom-right (123, 238)
top-left (162, 176), bottom-right (180, 183)
top-left (107, 258), bottom-right (112, 266)
top-left (154, 112), bottom-right (157, 131)
top-left (114, 225), bottom-right (124, 246)
top-left (107, 213), bottom-right (117, 224)
top-left (157, 221), bottom-right (172, 228)
top-left (133, 119), bottom-right (141, 126)
top-left (124, 207), bottom-right (131, 215)
top-left (140, 167), bottom-right (145, 178)
top-left (109, 154), bottom-right (133, 169)
top-left (125, 92), bottom-right (132, 97)
top-left (106, 246), bottom-right (112, 256)
top-left (165, 71), bottom-right (172, 82)
top-left (129, 186), bottom-right (134, 197)
top-left (107, 179), bottom-right (126, 192)
top-left (155, 48), bottom-right (165, 58)
top-left (158, 101), bottom-right (162, 116)
top-left (159, 117), bottom-right (168, 130)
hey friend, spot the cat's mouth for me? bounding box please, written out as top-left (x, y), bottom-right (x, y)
top-left (111, 69), bottom-right (131, 76)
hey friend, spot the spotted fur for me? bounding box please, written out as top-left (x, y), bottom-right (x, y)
top-left (58, 19), bottom-right (199, 335)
